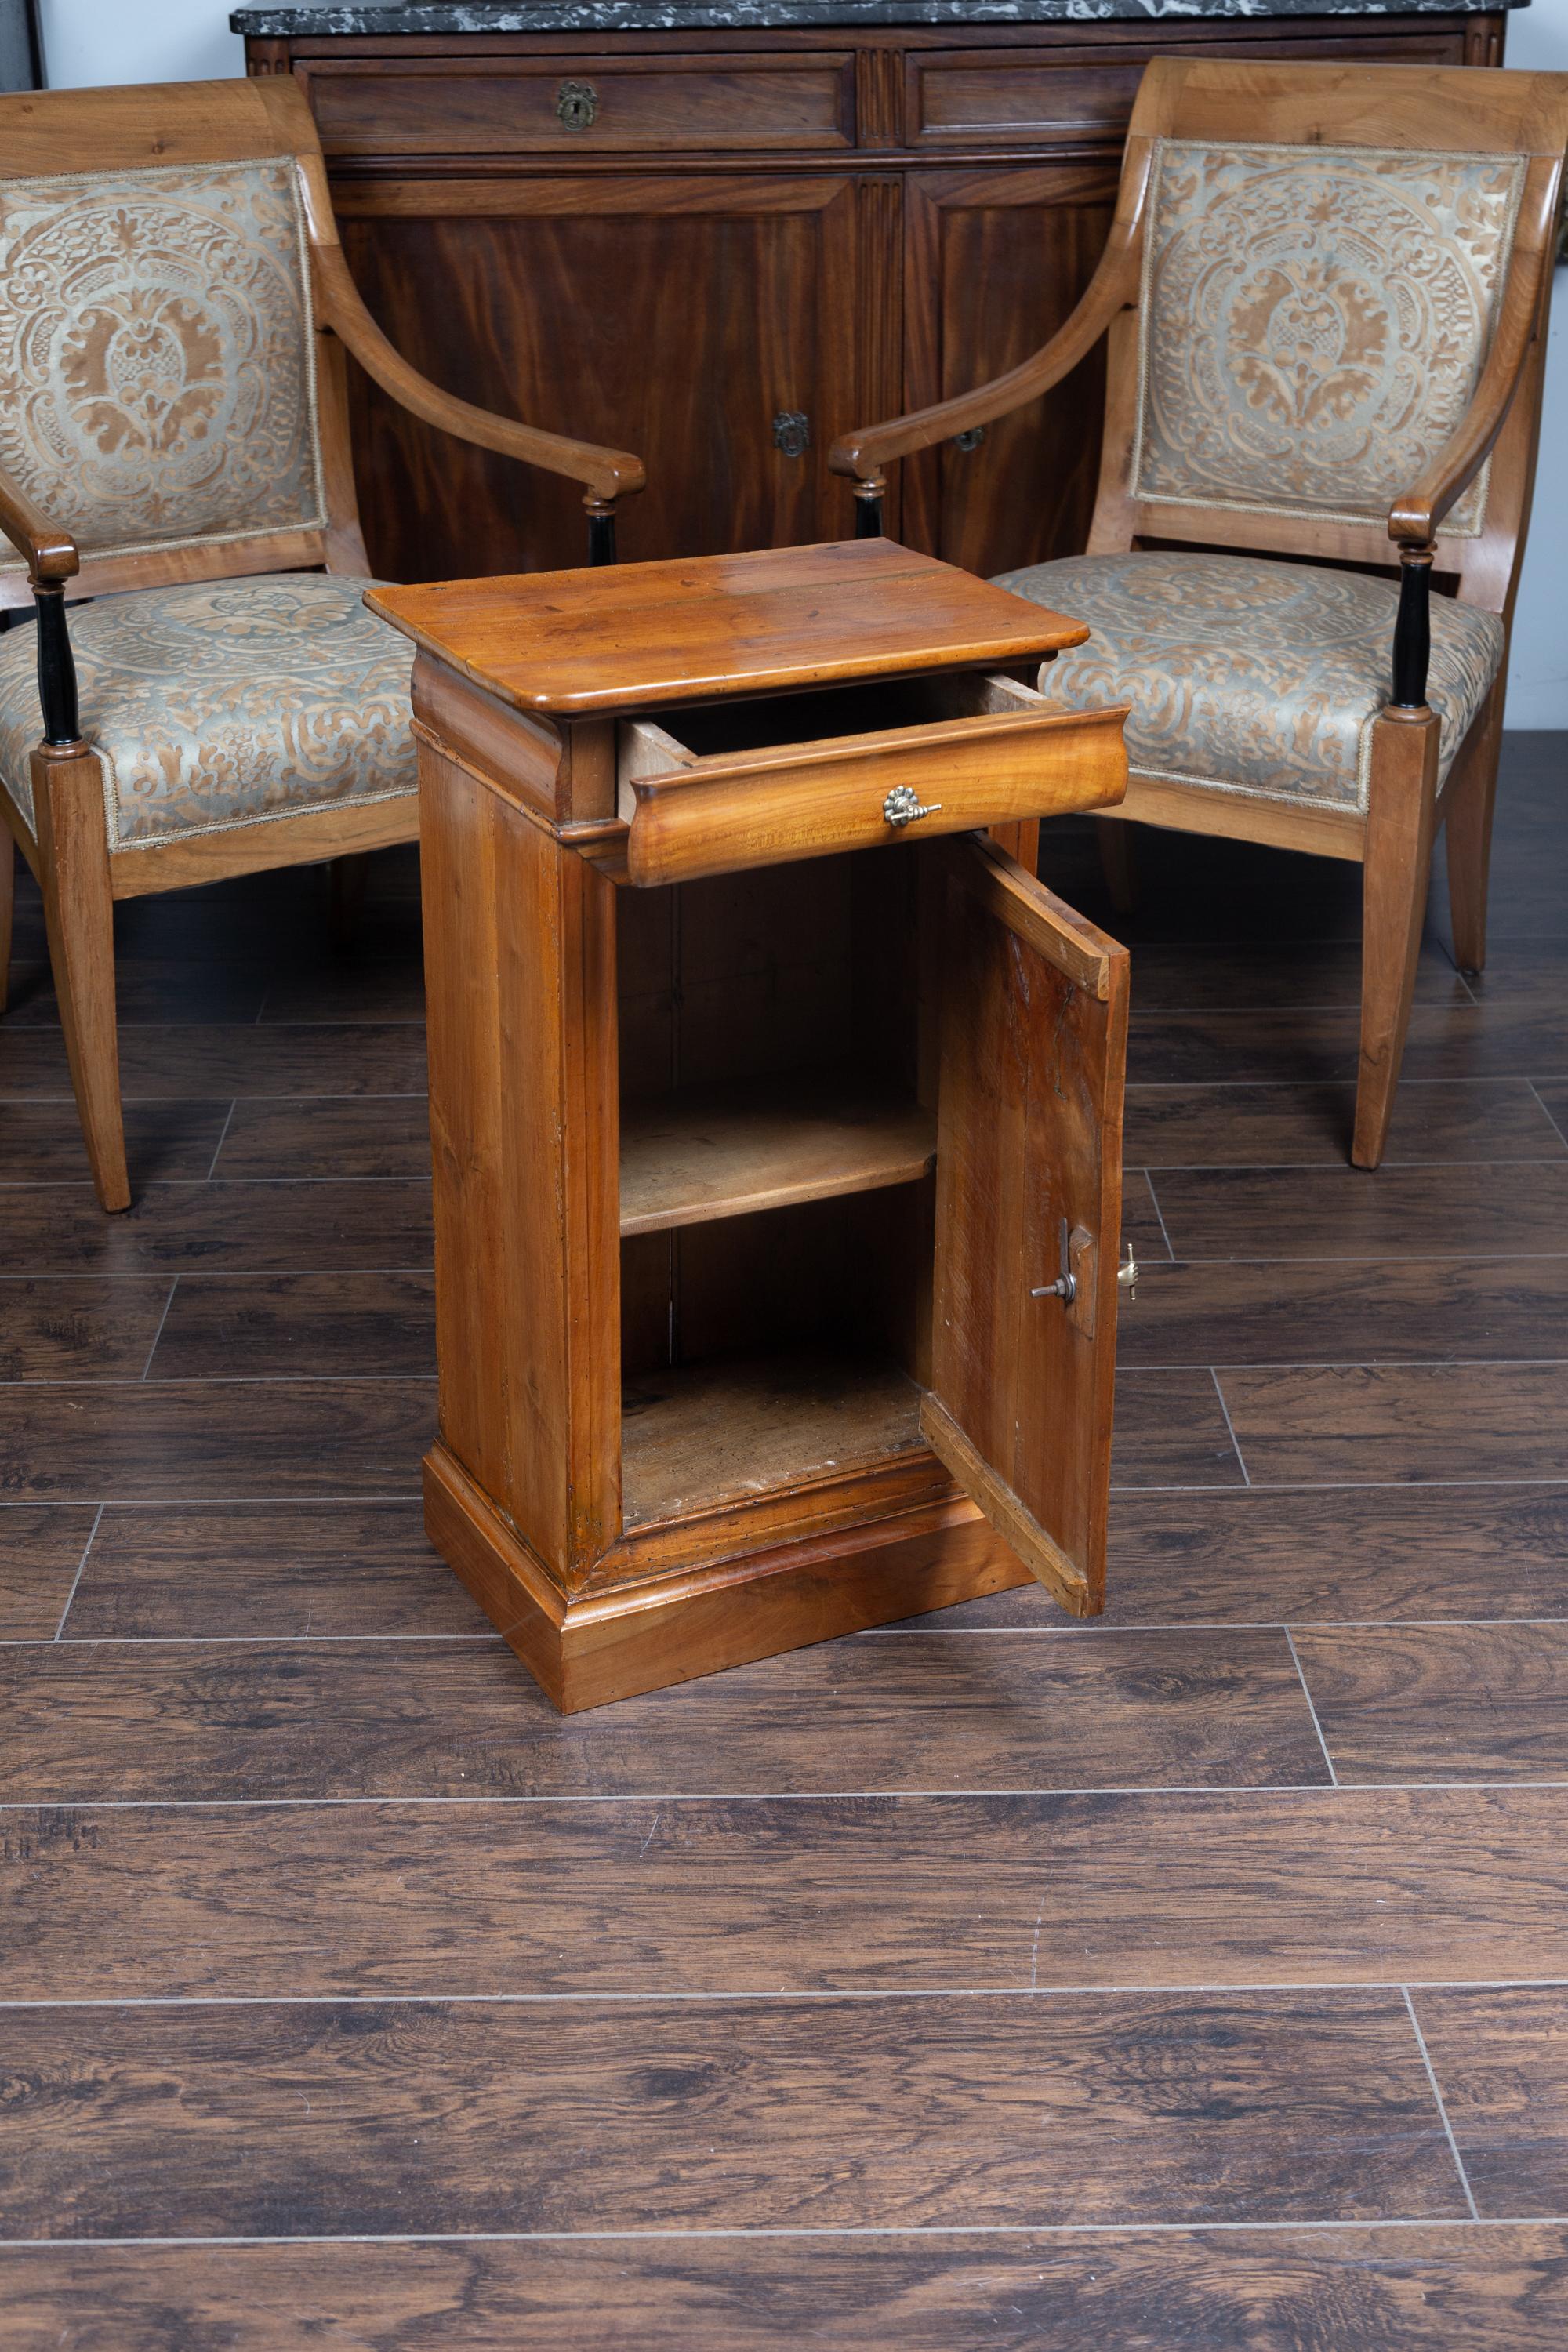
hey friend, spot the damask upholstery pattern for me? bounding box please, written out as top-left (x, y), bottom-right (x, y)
top-left (0, 158), bottom-right (325, 572)
top-left (993, 551), bottom-right (1503, 813)
top-left (1133, 139), bottom-right (1526, 537)
top-left (0, 575), bottom-right (417, 848)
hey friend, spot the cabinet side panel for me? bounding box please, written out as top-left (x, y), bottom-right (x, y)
top-left (419, 744), bottom-right (620, 1581)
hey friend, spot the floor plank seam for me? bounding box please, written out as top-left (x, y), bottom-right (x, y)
top-left (50, 1504), bottom-right (103, 1643)
top-left (13, 1777), bottom-right (1568, 1807)
top-left (136, 1280), bottom-right (180, 1381)
top-left (5, 1978), bottom-right (1568, 2006)
top-left (1530, 1079), bottom-right (1568, 1151)
top-left (1139, 1168), bottom-right (1179, 1262)
top-left (2, 2220), bottom-right (1558, 2248)
top-left (202, 1101), bottom-right (238, 1179)
top-left (1403, 1987), bottom-right (1482, 2221)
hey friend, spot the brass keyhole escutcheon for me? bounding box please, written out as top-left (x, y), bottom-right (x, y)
top-left (556, 79), bottom-right (599, 131)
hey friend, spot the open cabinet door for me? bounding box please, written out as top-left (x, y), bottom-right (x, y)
top-left (920, 834), bottom-right (1128, 1617)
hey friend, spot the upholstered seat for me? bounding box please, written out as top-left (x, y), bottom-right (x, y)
top-left (994, 550), bottom-right (1504, 815)
top-left (0, 572), bottom-right (416, 850)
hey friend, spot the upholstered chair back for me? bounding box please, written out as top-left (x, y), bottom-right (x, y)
top-left (0, 155), bottom-right (325, 581)
top-left (1131, 140), bottom-right (1526, 546)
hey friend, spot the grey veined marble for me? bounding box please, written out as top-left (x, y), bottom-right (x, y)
top-left (233, 0), bottom-right (1527, 36)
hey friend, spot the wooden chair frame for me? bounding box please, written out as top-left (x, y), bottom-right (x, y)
top-left (829, 59), bottom-right (1568, 1167)
top-left (0, 75), bottom-right (645, 1210)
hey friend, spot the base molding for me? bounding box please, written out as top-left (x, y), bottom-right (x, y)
top-left (423, 1441), bottom-right (1033, 1712)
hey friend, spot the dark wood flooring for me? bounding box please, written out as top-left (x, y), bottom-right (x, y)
top-left (4, 734), bottom-right (1568, 2346)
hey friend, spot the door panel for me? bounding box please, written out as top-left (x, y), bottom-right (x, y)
top-left (922, 833), bottom-right (1127, 1616)
top-left (902, 163), bottom-right (1119, 579)
top-left (334, 173), bottom-right (864, 579)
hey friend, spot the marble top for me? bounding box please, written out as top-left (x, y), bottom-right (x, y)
top-left (234, 0), bottom-right (1528, 34)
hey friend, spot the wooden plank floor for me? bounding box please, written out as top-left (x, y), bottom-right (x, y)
top-left (3, 733), bottom-right (1568, 2345)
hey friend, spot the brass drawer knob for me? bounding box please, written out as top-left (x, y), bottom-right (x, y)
top-left (556, 79), bottom-right (598, 131)
top-left (883, 785), bottom-right (942, 828)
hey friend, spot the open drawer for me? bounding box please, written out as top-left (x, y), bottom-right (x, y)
top-left (615, 670), bottom-right (1128, 886)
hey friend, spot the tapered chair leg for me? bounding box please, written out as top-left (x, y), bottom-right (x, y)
top-left (31, 747), bottom-right (130, 1212)
top-left (1353, 710), bottom-right (1441, 1172)
top-left (1095, 815), bottom-right (1138, 913)
top-left (1442, 678), bottom-right (1505, 976)
top-left (0, 830), bottom-right (13, 1016)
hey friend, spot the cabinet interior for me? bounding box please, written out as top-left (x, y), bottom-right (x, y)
top-left (616, 847), bottom-right (938, 1526)
top-left (619, 668), bottom-right (1043, 793)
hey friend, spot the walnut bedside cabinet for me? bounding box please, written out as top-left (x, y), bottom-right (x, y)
top-left (372, 538), bottom-right (1131, 1711)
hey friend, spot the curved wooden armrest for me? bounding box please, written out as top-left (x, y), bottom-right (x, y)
top-left (1388, 178), bottom-right (1551, 546)
top-left (314, 245), bottom-right (646, 506)
top-left (0, 463), bottom-right (78, 583)
top-left (828, 138), bottom-right (1152, 485)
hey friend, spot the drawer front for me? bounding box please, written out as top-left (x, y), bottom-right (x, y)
top-left (908, 35), bottom-right (1472, 148)
top-left (303, 56), bottom-right (855, 156)
top-left (620, 702), bottom-right (1127, 887)
top-left (910, 56), bottom-right (1142, 149)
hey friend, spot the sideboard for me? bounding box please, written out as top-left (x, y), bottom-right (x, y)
top-left (237, 2), bottom-right (1519, 581)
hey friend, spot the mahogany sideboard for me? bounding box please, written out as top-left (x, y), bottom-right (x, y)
top-left (237, 1), bottom-right (1517, 583)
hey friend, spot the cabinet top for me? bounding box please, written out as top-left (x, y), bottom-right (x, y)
top-left (233, 0), bottom-right (1526, 32)
top-left (369, 539), bottom-right (1088, 717)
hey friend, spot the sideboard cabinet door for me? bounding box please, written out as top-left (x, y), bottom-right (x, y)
top-left (920, 833), bottom-right (1127, 1617)
top-left (900, 162), bottom-right (1120, 581)
top-left (334, 172), bottom-right (871, 579)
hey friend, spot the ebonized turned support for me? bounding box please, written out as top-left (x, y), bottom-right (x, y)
top-left (1391, 543), bottom-right (1435, 711)
top-left (32, 583), bottom-right (82, 749)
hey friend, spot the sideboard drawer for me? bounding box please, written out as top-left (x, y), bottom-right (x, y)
top-left (302, 55), bottom-right (855, 155)
top-left (908, 53), bottom-right (1142, 147)
top-left (616, 673), bottom-right (1127, 886)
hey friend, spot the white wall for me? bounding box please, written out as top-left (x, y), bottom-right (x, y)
top-left (1497, 0), bottom-right (1568, 724)
top-left (37, 0), bottom-right (1568, 721)
top-left (38, 0), bottom-right (242, 87)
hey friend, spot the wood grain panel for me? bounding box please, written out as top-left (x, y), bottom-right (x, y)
top-left (11, 1785), bottom-right (1567, 2003)
top-left (2, 953), bottom-right (270, 1026)
top-left (1128, 1002), bottom-right (1568, 1090)
top-left (211, 1097), bottom-right (431, 1180)
top-left (1151, 1163), bottom-right (1568, 1261)
top-left (920, 1486), bottom-right (1568, 1631)
top-left (0, 1380), bottom-right (434, 1501)
top-left (1123, 1080), bottom-right (1566, 1170)
top-left (0, 1023), bottom-right (426, 1100)
top-left (1116, 1255), bottom-right (1568, 1369)
top-left (61, 1501), bottom-right (473, 1640)
top-left (0, 1277), bottom-right (172, 1380)
top-left (1293, 1625), bottom-right (1568, 1784)
top-left (7, 2226), bottom-right (1568, 2352)
top-left (0, 1991), bottom-right (1461, 2240)
top-left (1414, 1987), bottom-right (1568, 2219)
top-left (147, 1272), bottom-right (436, 1381)
top-left (1112, 1371), bottom-right (1246, 1486)
top-left (1123, 939), bottom-right (1467, 1013)
top-left (901, 164), bottom-right (1117, 575)
top-left (0, 1507), bottom-right (95, 1639)
top-left (256, 959), bottom-right (426, 1025)
top-left (0, 1101), bottom-right (230, 1185)
top-left (0, 1183), bottom-right (434, 1276)
top-left (0, 1628), bottom-right (1325, 1804)
top-left (339, 178), bottom-right (864, 579)
top-left (1218, 1364), bottom-right (1568, 1485)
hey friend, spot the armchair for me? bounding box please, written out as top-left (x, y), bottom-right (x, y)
top-left (831, 59), bottom-right (1568, 1167)
top-left (0, 74), bottom-right (644, 1210)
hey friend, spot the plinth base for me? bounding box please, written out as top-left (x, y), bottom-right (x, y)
top-left (424, 1442), bottom-right (1033, 1713)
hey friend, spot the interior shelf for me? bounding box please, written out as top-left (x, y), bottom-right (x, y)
top-left (619, 1073), bottom-right (935, 1237)
top-left (620, 1348), bottom-right (926, 1527)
